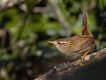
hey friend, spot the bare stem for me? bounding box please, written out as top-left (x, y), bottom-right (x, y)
top-left (35, 48), bottom-right (106, 80)
top-left (48, 0), bottom-right (72, 37)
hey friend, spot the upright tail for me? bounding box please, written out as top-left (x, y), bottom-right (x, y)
top-left (82, 12), bottom-right (93, 37)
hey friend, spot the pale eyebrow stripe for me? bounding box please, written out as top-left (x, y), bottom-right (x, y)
top-left (59, 42), bottom-right (68, 43)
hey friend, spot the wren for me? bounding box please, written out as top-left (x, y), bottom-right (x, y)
top-left (48, 12), bottom-right (95, 60)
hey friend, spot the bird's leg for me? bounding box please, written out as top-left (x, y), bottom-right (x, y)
top-left (81, 50), bottom-right (90, 61)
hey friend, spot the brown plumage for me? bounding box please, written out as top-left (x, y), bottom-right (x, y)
top-left (48, 12), bottom-right (95, 60)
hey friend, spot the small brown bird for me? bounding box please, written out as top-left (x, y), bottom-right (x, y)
top-left (48, 12), bottom-right (95, 60)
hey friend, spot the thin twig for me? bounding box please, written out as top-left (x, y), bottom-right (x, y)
top-left (35, 48), bottom-right (106, 80)
top-left (48, 0), bottom-right (72, 37)
top-left (16, 14), bottom-right (28, 41)
top-left (82, 0), bottom-right (96, 12)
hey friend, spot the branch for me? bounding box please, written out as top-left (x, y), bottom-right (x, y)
top-left (35, 48), bottom-right (106, 80)
top-left (48, 0), bottom-right (72, 37)
top-left (19, 5), bottom-right (50, 13)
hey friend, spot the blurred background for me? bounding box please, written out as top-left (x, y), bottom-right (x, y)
top-left (0, 0), bottom-right (106, 80)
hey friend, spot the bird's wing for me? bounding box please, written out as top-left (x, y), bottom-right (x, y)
top-left (68, 35), bottom-right (95, 52)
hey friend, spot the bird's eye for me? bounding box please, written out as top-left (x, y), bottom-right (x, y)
top-left (57, 41), bottom-right (68, 45)
top-left (58, 42), bottom-right (61, 44)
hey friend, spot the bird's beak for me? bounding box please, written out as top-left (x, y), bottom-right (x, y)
top-left (47, 41), bottom-right (54, 44)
